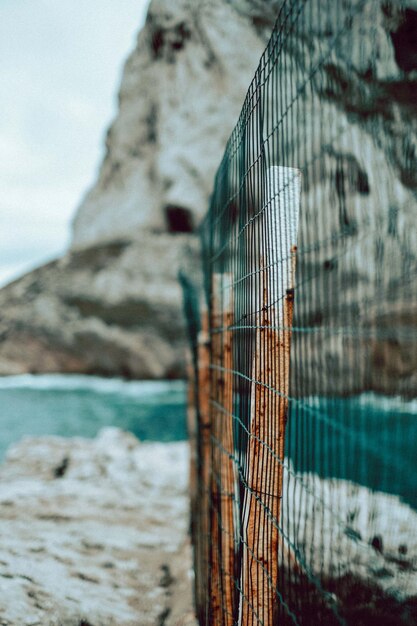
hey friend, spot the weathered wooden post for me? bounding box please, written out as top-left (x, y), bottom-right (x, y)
top-left (209, 279), bottom-right (222, 621)
top-left (209, 273), bottom-right (236, 625)
top-left (196, 305), bottom-right (211, 623)
top-left (187, 355), bottom-right (197, 524)
top-left (240, 166), bottom-right (301, 626)
top-left (186, 352), bottom-right (201, 621)
top-left (220, 278), bottom-right (236, 626)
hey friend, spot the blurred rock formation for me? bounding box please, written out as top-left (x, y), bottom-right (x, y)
top-left (0, 0), bottom-right (278, 378)
top-left (0, 0), bottom-right (415, 388)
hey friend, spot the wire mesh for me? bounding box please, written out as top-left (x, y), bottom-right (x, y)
top-left (182, 1), bottom-right (417, 624)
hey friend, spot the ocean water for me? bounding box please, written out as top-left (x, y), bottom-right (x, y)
top-left (0, 375), bottom-right (415, 507)
top-left (0, 374), bottom-right (187, 459)
top-left (287, 394), bottom-right (417, 509)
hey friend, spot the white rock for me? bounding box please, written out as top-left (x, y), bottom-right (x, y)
top-left (72, 0), bottom-right (276, 249)
top-left (0, 429), bottom-right (194, 626)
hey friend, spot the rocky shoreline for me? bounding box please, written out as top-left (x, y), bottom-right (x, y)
top-left (0, 426), bottom-right (415, 624)
top-left (0, 429), bottom-right (196, 626)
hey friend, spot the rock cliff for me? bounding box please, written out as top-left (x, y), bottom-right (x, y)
top-left (72, 0), bottom-right (281, 248)
top-left (0, 0), bottom-right (278, 378)
top-left (0, 0), bottom-right (415, 384)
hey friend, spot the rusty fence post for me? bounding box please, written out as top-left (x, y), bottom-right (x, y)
top-left (209, 273), bottom-right (236, 625)
top-left (240, 167), bottom-right (301, 626)
top-left (196, 307), bottom-right (211, 624)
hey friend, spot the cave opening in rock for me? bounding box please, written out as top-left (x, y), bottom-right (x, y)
top-left (390, 8), bottom-right (417, 73)
top-left (165, 205), bottom-right (194, 233)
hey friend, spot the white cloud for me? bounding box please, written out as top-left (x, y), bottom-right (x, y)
top-left (0, 0), bottom-right (150, 287)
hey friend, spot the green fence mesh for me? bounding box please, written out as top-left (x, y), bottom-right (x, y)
top-left (182, 2), bottom-right (416, 624)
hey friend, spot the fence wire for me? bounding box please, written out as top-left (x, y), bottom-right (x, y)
top-left (181, 1), bottom-right (417, 624)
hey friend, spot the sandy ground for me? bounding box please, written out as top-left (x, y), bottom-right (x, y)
top-left (0, 428), bottom-right (197, 626)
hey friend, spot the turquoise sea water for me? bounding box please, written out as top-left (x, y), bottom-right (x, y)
top-left (0, 375), bottom-right (187, 459)
top-left (286, 394), bottom-right (417, 509)
top-left (0, 375), bottom-right (415, 507)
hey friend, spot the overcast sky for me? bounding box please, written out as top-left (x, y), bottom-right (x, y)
top-left (0, 0), bottom-right (150, 287)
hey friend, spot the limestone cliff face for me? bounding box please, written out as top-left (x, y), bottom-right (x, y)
top-left (0, 236), bottom-right (197, 378)
top-left (0, 0), bottom-right (415, 384)
top-left (0, 0), bottom-right (277, 378)
top-left (72, 0), bottom-right (279, 248)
